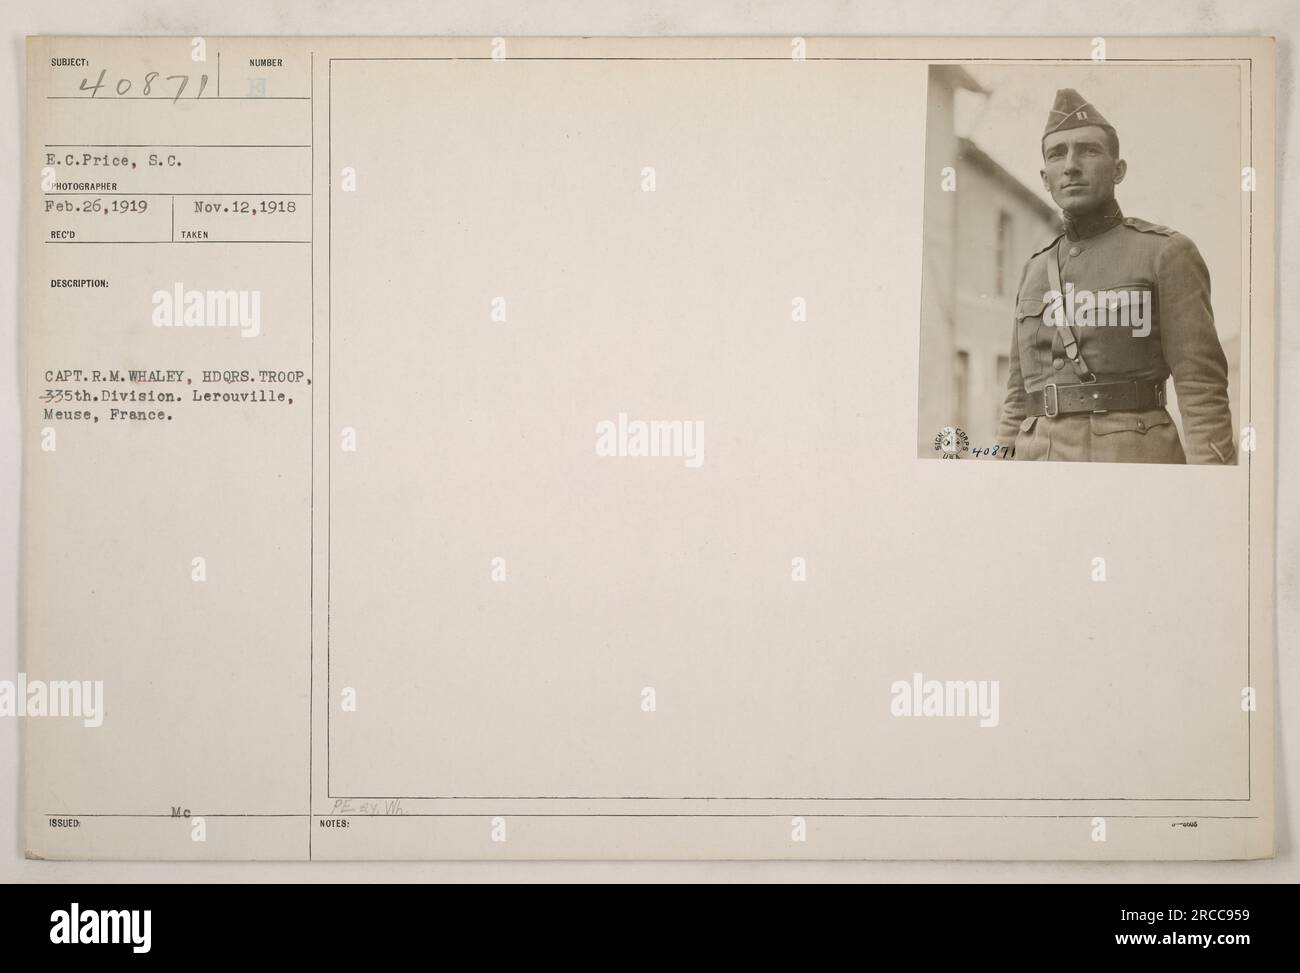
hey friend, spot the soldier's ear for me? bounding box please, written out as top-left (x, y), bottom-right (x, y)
top-left (1040, 169), bottom-right (1049, 191)
top-left (1113, 159), bottom-right (1127, 184)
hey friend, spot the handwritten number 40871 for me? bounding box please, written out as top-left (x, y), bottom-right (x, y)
top-left (78, 70), bottom-right (209, 102)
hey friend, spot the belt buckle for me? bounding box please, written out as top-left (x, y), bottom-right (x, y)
top-left (1043, 383), bottom-right (1059, 418)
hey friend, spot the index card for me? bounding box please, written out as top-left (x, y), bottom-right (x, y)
top-left (22, 35), bottom-right (1275, 860)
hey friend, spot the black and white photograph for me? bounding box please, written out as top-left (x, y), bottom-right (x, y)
top-left (918, 64), bottom-right (1245, 463)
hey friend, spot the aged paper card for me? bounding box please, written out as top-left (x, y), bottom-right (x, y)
top-left (22, 36), bottom-right (1275, 860)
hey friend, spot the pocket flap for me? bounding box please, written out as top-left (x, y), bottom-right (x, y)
top-left (1016, 298), bottom-right (1046, 320)
top-left (1089, 409), bottom-right (1172, 436)
top-left (1090, 285), bottom-right (1153, 317)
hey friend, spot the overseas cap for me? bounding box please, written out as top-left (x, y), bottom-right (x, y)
top-left (1043, 88), bottom-right (1116, 140)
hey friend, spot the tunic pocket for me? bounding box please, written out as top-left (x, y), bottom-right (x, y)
top-left (1074, 284), bottom-right (1157, 374)
top-left (1088, 409), bottom-right (1171, 436)
top-left (1087, 408), bottom-right (1185, 464)
top-left (1013, 415), bottom-right (1045, 461)
top-left (1016, 298), bottom-right (1048, 320)
top-left (1015, 298), bottom-right (1049, 381)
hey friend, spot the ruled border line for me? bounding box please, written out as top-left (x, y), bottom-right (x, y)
top-left (321, 54), bottom-right (1260, 809)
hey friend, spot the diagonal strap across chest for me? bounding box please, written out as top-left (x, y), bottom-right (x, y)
top-left (1045, 240), bottom-right (1097, 384)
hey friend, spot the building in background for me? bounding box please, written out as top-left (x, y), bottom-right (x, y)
top-left (919, 66), bottom-right (1059, 455)
top-left (919, 65), bottom-right (1240, 457)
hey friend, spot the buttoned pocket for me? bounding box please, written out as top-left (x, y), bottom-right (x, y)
top-left (1083, 283), bottom-right (1151, 324)
top-left (1075, 285), bottom-right (1158, 377)
top-left (1088, 408), bottom-right (1185, 464)
top-left (1016, 298), bottom-right (1047, 320)
top-left (1013, 414), bottom-right (1045, 461)
top-left (1015, 298), bottom-right (1050, 381)
top-left (1088, 409), bottom-right (1171, 436)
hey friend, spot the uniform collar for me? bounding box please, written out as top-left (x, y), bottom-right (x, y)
top-left (1062, 199), bottom-right (1124, 241)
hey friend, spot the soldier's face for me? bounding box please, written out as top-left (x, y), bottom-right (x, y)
top-left (1040, 125), bottom-right (1127, 216)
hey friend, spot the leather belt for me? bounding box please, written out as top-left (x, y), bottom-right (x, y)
top-left (1026, 380), bottom-right (1166, 418)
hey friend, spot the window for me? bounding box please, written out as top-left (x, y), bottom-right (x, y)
top-left (995, 354), bottom-right (1010, 426)
top-left (953, 350), bottom-right (970, 429)
top-left (996, 210), bottom-right (1013, 296)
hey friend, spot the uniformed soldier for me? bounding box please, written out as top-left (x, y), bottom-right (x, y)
top-left (996, 88), bottom-right (1237, 464)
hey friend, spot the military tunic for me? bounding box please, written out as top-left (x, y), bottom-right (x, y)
top-left (996, 208), bottom-right (1237, 464)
